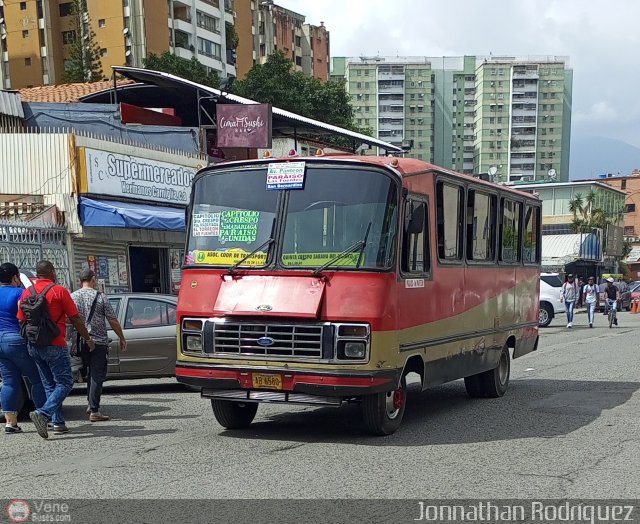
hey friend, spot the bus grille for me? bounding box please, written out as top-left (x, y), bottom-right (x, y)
top-left (211, 322), bottom-right (325, 358)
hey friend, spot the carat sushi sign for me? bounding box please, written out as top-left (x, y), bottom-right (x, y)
top-left (216, 104), bottom-right (272, 148)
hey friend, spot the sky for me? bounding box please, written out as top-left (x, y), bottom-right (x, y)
top-left (276, 0), bottom-right (640, 149)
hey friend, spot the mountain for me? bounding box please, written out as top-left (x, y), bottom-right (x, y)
top-left (570, 136), bottom-right (640, 180)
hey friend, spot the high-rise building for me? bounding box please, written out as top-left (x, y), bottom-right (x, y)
top-left (333, 55), bottom-right (573, 182)
top-left (0, 0), bottom-right (169, 89)
top-left (235, 0), bottom-right (329, 81)
top-left (168, 0), bottom-right (237, 80)
top-left (0, 0), bottom-right (238, 90)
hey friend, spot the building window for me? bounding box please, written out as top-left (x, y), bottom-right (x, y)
top-left (624, 226), bottom-right (635, 236)
top-left (20, 1), bottom-right (27, 10)
top-left (625, 203), bottom-right (636, 213)
top-left (22, 30), bottom-right (29, 38)
top-left (24, 57), bottom-right (32, 66)
top-left (196, 11), bottom-right (220, 33)
top-left (197, 37), bottom-right (221, 59)
top-left (62, 30), bottom-right (76, 45)
top-left (59, 2), bottom-right (72, 16)
top-left (621, 179), bottom-right (627, 190)
top-left (98, 19), bottom-right (106, 28)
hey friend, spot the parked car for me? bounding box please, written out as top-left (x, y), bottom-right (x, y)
top-left (597, 280), bottom-right (632, 312)
top-left (71, 293), bottom-right (178, 381)
top-left (630, 282), bottom-right (640, 304)
top-left (539, 272), bottom-right (565, 327)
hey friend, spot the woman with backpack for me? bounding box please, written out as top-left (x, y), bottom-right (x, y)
top-left (0, 263), bottom-right (46, 434)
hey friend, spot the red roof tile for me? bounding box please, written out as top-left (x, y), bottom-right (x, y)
top-left (18, 79), bottom-right (134, 103)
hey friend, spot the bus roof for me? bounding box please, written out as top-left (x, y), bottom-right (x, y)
top-left (202, 154), bottom-right (540, 201)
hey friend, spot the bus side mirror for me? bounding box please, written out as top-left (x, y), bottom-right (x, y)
top-left (405, 202), bottom-right (424, 235)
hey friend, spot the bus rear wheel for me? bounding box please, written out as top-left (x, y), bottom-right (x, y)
top-left (362, 377), bottom-right (407, 436)
top-left (464, 345), bottom-right (510, 399)
top-left (211, 399), bottom-right (258, 429)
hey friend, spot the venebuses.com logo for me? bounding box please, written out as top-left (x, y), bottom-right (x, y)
top-left (6, 500), bottom-right (31, 523)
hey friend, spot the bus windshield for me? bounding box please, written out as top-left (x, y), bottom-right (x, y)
top-left (281, 166), bottom-right (398, 270)
top-left (186, 164), bottom-right (399, 270)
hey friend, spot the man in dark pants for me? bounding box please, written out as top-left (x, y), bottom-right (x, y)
top-left (71, 269), bottom-right (127, 421)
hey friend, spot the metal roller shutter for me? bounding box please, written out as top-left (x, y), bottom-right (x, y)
top-left (70, 238), bottom-right (129, 293)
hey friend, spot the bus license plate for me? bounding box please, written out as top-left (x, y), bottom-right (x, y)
top-left (252, 373), bottom-right (283, 390)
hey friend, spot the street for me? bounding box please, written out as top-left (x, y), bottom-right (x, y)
top-left (2, 310), bottom-right (639, 501)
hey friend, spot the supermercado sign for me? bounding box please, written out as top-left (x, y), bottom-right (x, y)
top-left (83, 148), bottom-right (197, 205)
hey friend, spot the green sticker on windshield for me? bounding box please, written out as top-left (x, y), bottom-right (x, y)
top-left (219, 210), bottom-right (260, 244)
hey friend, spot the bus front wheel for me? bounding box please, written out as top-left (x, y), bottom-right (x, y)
top-left (464, 345), bottom-right (510, 399)
top-left (211, 399), bottom-right (258, 429)
top-left (362, 377), bottom-right (407, 436)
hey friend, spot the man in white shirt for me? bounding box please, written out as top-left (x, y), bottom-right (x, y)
top-left (582, 276), bottom-right (599, 328)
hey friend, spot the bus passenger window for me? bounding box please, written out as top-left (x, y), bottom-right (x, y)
top-left (401, 200), bottom-right (429, 273)
top-left (524, 205), bottom-right (540, 263)
top-left (500, 198), bottom-right (522, 263)
top-left (467, 190), bottom-right (496, 262)
top-left (436, 182), bottom-right (463, 261)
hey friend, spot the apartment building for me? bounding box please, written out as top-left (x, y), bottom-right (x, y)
top-left (168, 0), bottom-right (236, 79)
top-left (0, 0), bottom-right (169, 89)
top-left (597, 172), bottom-right (640, 242)
top-left (333, 55), bottom-right (573, 182)
top-left (244, 0), bottom-right (329, 81)
top-left (0, 0), bottom-right (238, 90)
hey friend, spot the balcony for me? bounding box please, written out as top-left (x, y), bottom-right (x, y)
top-left (173, 5), bottom-right (192, 23)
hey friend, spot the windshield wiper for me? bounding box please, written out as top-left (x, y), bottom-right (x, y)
top-left (226, 219), bottom-right (275, 276)
top-left (312, 222), bottom-right (372, 277)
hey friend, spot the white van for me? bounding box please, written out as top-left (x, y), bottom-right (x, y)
top-left (539, 272), bottom-right (565, 327)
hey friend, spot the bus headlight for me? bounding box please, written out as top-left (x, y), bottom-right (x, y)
top-left (186, 335), bottom-right (203, 352)
top-left (337, 340), bottom-right (367, 360)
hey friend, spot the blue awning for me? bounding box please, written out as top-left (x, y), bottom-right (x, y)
top-left (79, 197), bottom-right (185, 231)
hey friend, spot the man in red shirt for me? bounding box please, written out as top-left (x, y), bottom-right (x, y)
top-left (17, 260), bottom-right (94, 439)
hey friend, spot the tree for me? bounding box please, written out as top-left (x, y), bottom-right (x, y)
top-left (232, 51), bottom-right (364, 136)
top-left (143, 52), bottom-right (220, 88)
top-left (64, 0), bottom-right (103, 83)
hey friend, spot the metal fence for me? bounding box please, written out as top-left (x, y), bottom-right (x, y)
top-left (0, 220), bottom-right (70, 288)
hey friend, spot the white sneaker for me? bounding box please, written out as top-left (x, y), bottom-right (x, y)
top-left (567, 322), bottom-right (572, 328)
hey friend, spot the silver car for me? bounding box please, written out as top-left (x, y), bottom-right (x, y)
top-left (71, 293), bottom-right (178, 381)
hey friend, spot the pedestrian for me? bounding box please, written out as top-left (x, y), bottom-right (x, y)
top-left (604, 277), bottom-right (621, 326)
top-left (582, 276), bottom-right (599, 328)
top-left (71, 268), bottom-right (127, 422)
top-left (17, 260), bottom-right (94, 439)
top-left (0, 263), bottom-right (46, 434)
top-left (577, 277), bottom-right (585, 307)
top-left (561, 273), bottom-right (579, 328)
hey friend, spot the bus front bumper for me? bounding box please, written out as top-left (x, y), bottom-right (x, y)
top-left (175, 363), bottom-right (400, 398)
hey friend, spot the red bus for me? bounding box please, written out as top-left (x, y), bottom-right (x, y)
top-left (176, 154), bottom-right (541, 435)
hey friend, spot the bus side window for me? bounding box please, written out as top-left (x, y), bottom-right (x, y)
top-left (500, 198), bottom-right (522, 263)
top-left (523, 204), bottom-right (540, 264)
top-left (401, 200), bottom-right (429, 274)
top-left (436, 181), bottom-right (464, 261)
top-left (467, 189), bottom-right (496, 262)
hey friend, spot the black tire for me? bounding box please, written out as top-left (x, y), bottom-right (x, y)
top-left (362, 376), bottom-right (407, 436)
top-left (538, 302), bottom-right (553, 327)
top-left (211, 399), bottom-right (258, 429)
top-left (464, 345), bottom-right (511, 398)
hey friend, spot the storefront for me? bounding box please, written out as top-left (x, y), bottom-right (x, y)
top-left (71, 145), bottom-right (201, 294)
